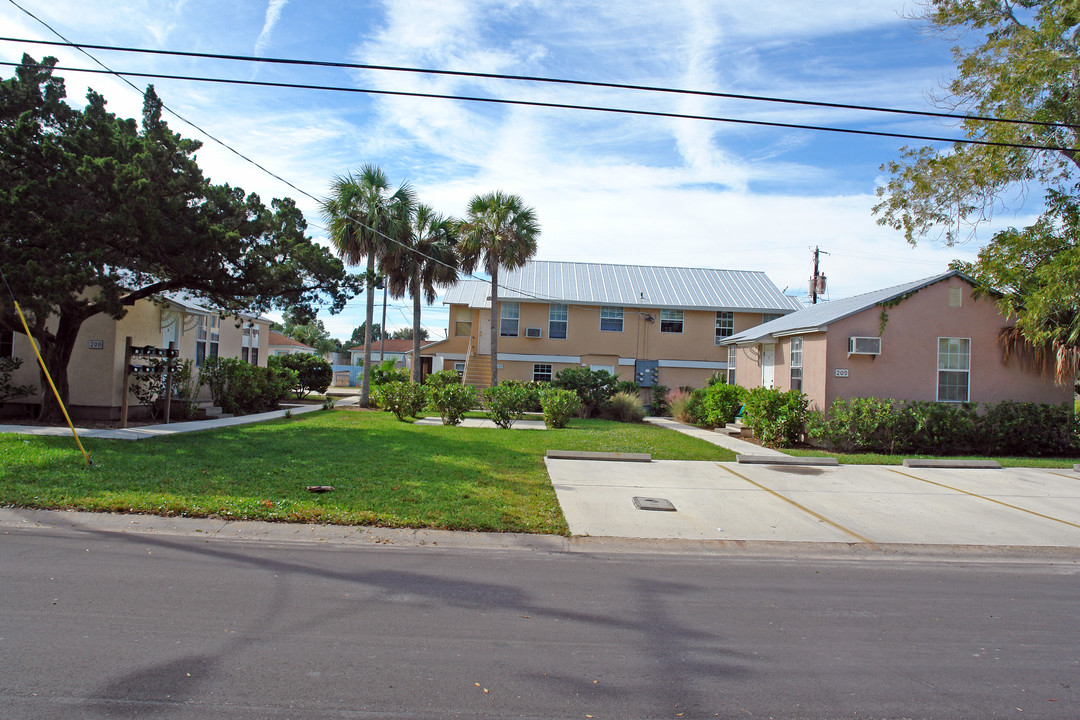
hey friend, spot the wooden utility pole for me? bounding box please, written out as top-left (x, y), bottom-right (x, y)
top-left (810, 246), bottom-right (829, 305)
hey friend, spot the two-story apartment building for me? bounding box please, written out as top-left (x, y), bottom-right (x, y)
top-left (424, 260), bottom-right (802, 392)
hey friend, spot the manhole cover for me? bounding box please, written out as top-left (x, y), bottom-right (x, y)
top-left (633, 496), bottom-right (676, 512)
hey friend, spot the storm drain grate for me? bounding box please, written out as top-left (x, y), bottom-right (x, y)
top-left (633, 496), bottom-right (676, 512)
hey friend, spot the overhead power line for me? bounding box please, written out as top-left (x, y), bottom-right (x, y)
top-left (2, 35), bottom-right (1071, 131)
top-left (0, 60), bottom-right (1072, 153)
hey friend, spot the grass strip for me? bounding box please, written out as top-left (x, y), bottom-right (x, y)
top-left (784, 448), bottom-right (1078, 468)
top-left (0, 409), bottom-right (734, 534)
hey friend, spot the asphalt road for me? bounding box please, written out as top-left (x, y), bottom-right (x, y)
top-left (2, 522), bottom-right (1078, 719)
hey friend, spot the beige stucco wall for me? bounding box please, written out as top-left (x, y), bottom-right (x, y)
top-left (4, 298), bottom-right (270, 418)
top-left (735, 278), bottom-right (1073, 411)
top-left (435, 301), bottom-right (784, 388)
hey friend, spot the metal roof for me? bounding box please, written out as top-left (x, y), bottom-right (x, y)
top-left (442, 260), bottom-right (802, 313)
top-left (720, 270), bottom-right (965, 345)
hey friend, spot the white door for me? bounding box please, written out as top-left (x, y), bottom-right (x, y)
top-left (762, 344), bottom-right (775, 388)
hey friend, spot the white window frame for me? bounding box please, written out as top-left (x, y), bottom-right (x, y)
top-left (549, 304), bottom-right (568, 340)
top-left (937, 337), bottom-right (970, 403)
top-left (727, 347), bottom-right (736, 385)
top-left (600, 307), bottom-right (624, 332)
top-left (790, 336), bottom-right (803, 391)
top-left (195, 315), bottom-right (219, 366)
top-left (715, 311), bottom-right (734, 344)
top-left (500, 302), bottom-right (520, 337)
top-left (533, 363), bottom-right (553, 382)
top-left (660, 309), bottom-right (684, 334)
top-left (454, 307), bottom-right (472, 337)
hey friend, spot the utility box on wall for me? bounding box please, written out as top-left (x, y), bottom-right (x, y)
top-left (635, 359), bottom-right (659, 388)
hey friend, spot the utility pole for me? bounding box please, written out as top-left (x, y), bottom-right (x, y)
top-left (810, 246), bottom-right (828, 305)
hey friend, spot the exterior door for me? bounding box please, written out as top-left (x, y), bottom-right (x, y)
top-left (762, 344), bottom-right (775, 388)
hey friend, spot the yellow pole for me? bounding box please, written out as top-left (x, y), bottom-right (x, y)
top-left (11, 300), bottom-right (93, 467)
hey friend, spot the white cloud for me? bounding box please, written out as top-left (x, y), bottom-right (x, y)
top-left (254, 0), bottom-right (289, 56)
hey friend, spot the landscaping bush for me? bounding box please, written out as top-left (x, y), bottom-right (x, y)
top-left (615, 379), bottom-right (641, 396)
top-left (371, 358), bottom-right (409, 386)
top-left (425, 369), bottom-right (464, 389)
top-left (0, 356), bottom-right (36, 403)
top-left (275, 353), bottom-right (333, 399)
top-left (603, 390), bottom-right (646, 423)
top-left (650, 384), bottom-right (671, 417)
top-left (499, 379), bottom-right (546, 413)
top-left (374, 380), bottom-right (427, 421)
top-left (539, 387), bottom-right (580, 429)
top-left (128, 357), bottom-right (199, 420)
top-left (900, 400), bottom-right (979, 455)
top-left (742, 386), bottom-right (810, 447)
top-left (807, 397), bottom-right (900, 454)
top-left (702, 381), bottom-right (748, 427)
top-left (483, 381), bottom-right (534, 428)
top-left (201, 356), bottom-right (297, 416)
top-left (979, 401), bottom-right (1076, 457)
top-left (553, 367), bottom-right (617, 417)
top-left (425, 372), bottom-right (478, 426)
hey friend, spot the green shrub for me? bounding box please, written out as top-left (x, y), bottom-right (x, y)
top-left (900, 400), bottom-right (979, 455)
top-left (553, 367), bottom-right (617, 417)
top-left (742, 386), bottom-right (810, 447)
top-left (375, 380), bottom-right (428, 421)
top-left (669, 388), bottom-right (691, 423)
top-left (0, 356), bottom-right (36, 403)
top-left (614, 379), bottom-right (641, 396)
top-left (499, 379), bottom-right (546, 413)
top-left (128, 357), bottom-right (199, 420)
top-left (702, 382), bottom-right (748, 427)
top-left (371, 358), bottom-right (409, 386)
top-left (483, 382), bottom-right (534, 428)
top-left (603, 390), bottom-right (646, 423)
top-left (685, 387), bottom-right (708, 425)
top-left (539, 387), bottom-right (580, 429)
top-left (807, 397), bottom-right (901, 453)
top-left (200, 356), bottom-right (297, 416)
top-left (427, 382), bottom-right (478, 426)
top-left (979, 401), bottom-right (1076, 456)
top-left (425, 369), bottom-right (464, 389)
top-left (275, 353), bottom-right (333, 399)
top-left (650, 384), bottom-right (670, 417)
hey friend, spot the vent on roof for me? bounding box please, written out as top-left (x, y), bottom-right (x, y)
top-left (525, 327), bottom-right (542, 338)
top-left (848, 336), bottom-right (882, 356)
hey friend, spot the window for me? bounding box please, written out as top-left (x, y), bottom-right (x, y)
top-left (533, 363), bottom-right (553, 382)
top-left (241, 325), bottom-right (259, 364)
top-left (454, 307), bottom-right (472, 337)
top-left (549, 304), bottom-right (568, 339)
top-left (937, 337), bottom-right (970, 402)
top-left (727, 347), bottom-right (736, 385)
top-left (715, 311), bottom-right (734, 344)
top-left (761, 313), bottom-right (783, 324)
top-left (195, 315), bottom-right (219, 366)
top-left (660, 309), bottom-right (683, 333)
top-left (453, 361), bottom-right (466, 376)
top-left (600, 307), bottom-right (623, 332)
top-left (500, 302), bottom-right (519, 337)
top-left (790, 336), bottom-right (803, 391)
top-left (241, 347), bottom-right (249, 363)
top-left (251, 348), bottom-right (259, 366)
top-left (0, 329), bottom-right (12, 358)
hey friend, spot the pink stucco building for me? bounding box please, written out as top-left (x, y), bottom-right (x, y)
top-left (720, 271), bottom-right (1073, 412)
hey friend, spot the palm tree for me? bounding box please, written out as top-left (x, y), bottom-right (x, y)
top-left (386, 204), bottom-right (460, 381)
top-left (322, 164), bottom-right (413, 406)
top-left (457, 191), bottom-right (540, 387)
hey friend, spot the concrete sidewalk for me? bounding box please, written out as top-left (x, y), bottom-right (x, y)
top-left (0, 396), bottom-right (357, 440)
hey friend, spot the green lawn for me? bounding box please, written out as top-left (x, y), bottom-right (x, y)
top-left (0, 410), bottom-right (734, 534)
top-left (784, 448), bottom-right (1079, 468)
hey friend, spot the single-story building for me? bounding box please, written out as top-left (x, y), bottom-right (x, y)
top-left (268, 330), bottom-right (317, 357)
top-left (719, 270), bottom-right (1073, 411)
top-left (423, 259), bottom-right (803, 391)
top-left (2, 293), bottom-right (270, 420)
top-left (347, 338), bottom-right (424, 369)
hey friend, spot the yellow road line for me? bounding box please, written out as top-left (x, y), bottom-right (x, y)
top-left (717, 464), bottom-right (876, 544)
top-left (1047, 471), bottom-right (1080, 482)
top-left (887, 468), bottom-right (1080, 530)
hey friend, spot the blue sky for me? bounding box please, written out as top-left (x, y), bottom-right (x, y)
top-left (0, 0), bottom-right (1033, 341)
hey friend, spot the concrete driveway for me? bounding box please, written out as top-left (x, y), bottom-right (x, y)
top-left (545, 458), bottom-right (1080, 549)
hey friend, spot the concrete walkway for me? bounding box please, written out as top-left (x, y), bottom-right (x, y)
top-left (643, 416), bottom-right (788, 456)
top-left (0, 396), bottom-right (357, 440)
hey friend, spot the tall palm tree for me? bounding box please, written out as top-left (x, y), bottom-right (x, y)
top-left (321, 164), bottom-right (413, 406)
top-left (386, 204), bottom-right (460, 381)
top-left (458, 191), bottom-right (540, 387)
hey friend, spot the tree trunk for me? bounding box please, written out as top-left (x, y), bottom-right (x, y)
top-left (36, 312), bottom-right (83, 423)
top-left (360, 253), bottom-right (375, 407)
top-left (412, 266), bottom-right (422, 383)
top-left (489, 264), bottom-right (499, 387)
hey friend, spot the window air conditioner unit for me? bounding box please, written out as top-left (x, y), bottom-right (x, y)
top-left (525, 327), bottom-right (542, 338)
top-left (848, 336), bottom-right (882, 356)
